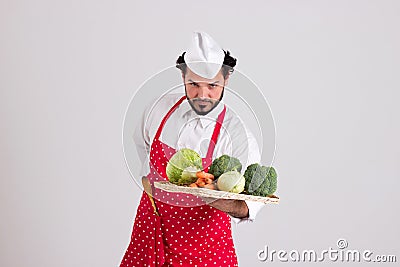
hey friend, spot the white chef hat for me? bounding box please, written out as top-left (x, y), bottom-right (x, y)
top-left (184, 32), bottom-right (225, 79)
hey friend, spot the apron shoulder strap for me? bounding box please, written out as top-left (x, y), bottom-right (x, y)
top-left (204, 105), bottom-right (227, 171)
top-left (154, 95), bottom-right (186, 140)
top-left (153, 95), bottom-right (227, 171)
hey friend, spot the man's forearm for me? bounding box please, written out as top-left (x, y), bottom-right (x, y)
top-left (203, 198), bottom-right (249, 218)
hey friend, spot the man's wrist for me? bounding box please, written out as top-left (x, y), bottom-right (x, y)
top-left (229, 200), bottom-right (249, 218)
top-left (201, 198), bottom-right (249, 218)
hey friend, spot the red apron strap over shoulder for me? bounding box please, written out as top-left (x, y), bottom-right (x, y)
top-left (203, 105), bottom-right (227, 172)
top-left (154, 95), bottom-right (186, 140)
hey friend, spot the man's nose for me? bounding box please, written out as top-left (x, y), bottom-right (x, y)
top-left (197, 85), bottom-right (209, 98)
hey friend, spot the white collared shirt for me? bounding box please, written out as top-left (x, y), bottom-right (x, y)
top-left (134, 93), bottom-right (264, 224)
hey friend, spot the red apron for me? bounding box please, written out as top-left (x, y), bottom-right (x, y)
top-left (120, 96), bottom-right (238, 267)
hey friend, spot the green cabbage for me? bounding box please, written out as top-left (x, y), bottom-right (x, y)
top-left (217, 171), bottom-right (245, 193)
top-left (166, 148), bottom-right (203, 185)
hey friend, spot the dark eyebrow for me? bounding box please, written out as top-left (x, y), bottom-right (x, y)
top-left (187, 79), bottom-right (220, 85)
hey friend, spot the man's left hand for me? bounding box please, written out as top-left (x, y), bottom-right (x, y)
top-left (201, 197), bottom-right (249, 218)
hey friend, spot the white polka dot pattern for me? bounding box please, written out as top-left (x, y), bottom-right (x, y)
top-left (120, 97), bottom-right (238, 266)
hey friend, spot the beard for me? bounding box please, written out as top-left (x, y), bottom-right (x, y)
top-left (185, 87), bottom-right (225, 116)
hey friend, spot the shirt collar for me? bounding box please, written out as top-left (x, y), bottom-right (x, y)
top-left (180, 98), bottom-right (225, 128)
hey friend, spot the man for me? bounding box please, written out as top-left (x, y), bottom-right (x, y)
top-left (120, 32), bottom-right (264, 267)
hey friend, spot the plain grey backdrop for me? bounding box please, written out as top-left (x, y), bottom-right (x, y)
top-left (1, 0), bottom-right (399, 266)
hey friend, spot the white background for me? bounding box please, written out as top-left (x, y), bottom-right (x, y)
top-left (1, 1), bottom-right (399, 266)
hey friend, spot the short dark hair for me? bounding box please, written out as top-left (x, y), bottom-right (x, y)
top-left (176, 50), bottom-right (237, 79)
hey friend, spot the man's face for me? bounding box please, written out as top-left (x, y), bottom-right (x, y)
top-left (183, 68), bottom-right (228, 115)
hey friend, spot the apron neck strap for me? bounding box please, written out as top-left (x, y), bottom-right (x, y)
top-left (154, 95), bottom-right (227, 171)
top-left (154, 95), bottom-right (186, 140)
top-left (204, 105), bottom-right (227, 171)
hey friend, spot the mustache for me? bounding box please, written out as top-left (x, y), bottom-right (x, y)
top-left (191, 98), bottom-right (214, 103)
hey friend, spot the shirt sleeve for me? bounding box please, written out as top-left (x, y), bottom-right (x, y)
top-left (133, 103), bottom-right (151, 177)
top-left (133, 94), bottom-right (183, 177)
top-left (230, 201), bottom-right (265, 224)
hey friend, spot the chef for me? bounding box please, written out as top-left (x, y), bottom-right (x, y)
top-left (120, 32), bottom-right (264, 267)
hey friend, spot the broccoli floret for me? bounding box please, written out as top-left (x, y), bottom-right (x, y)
top-left (209, 155), bottom-right (242, 178)
top-left (244, 163), bottom-right (277, 196)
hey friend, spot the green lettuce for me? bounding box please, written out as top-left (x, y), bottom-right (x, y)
top-left (166, 148), bottom-right (203, 185)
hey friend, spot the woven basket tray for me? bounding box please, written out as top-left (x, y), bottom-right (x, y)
top-left (154, 181), bottom-right (279, 204)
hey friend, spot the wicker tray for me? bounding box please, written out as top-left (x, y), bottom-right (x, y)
top-left (154, 181), bottom-right (279, 204)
